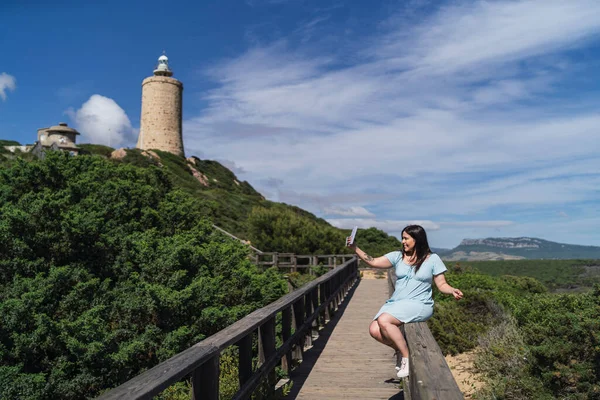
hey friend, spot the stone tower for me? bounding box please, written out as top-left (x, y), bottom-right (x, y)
top-left (136, 54), bottom-right (184, 156)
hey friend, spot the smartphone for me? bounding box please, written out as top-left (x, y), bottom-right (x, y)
top-left (347, 226), bottom-right (358, 245)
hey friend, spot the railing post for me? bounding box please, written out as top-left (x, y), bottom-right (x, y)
top-left (191, 354), bottom-right (219, 400)
top-left (311, 288), bottom-right (319, 329)
top-left (320, 282), bottom-right (330, 322)
top-left (328, 279), bottom-right (335, 315)
top-left (258, 317), bottom-right (277, 397)
top-left (304, 292), bottom-right (314, 347)
top-left (292, 298), bottom-right (305, 360)
top-left (330, 277), bottom-right (337, 312)
top-left (281, 307), bottom-right (292, 374)
top-left (334, 274), bottom-right (341, 311)
top-left (238, 334), bottom-right (253, 389)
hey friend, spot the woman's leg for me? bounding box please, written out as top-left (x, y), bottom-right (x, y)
top-left (375, 313), bottom-right (409, 358)
top-left (369, 320), bottom-right (397, 350)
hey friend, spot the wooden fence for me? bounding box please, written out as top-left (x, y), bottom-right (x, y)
top-left (210, 225), bottom-right (354, 272)
top-left (253, 253), bottom-right (354, 271)
top-left (96, 257), bottom-right (359, 400)
top-left (387, 269), bottom-right (464, 399)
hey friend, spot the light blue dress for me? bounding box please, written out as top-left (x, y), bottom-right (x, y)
top-left (374, 252), bottom-right (447, 323)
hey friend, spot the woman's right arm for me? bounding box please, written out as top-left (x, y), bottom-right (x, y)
top-left (347, 242), bottom-right (392, 269)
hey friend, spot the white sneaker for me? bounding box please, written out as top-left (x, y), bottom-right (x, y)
top-left (396, 357), bottom-right (409, 378)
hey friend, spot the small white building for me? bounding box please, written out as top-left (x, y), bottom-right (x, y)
top-left (36, 122), bottom-right (80, 154)
top-left (2, 122), bottom-right (81, 157)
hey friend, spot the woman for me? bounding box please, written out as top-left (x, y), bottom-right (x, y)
top-left (347, 224), bottom-right (463, 378)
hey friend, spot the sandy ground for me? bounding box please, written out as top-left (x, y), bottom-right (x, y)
top-left (445, 350), bottom-right (485, 398)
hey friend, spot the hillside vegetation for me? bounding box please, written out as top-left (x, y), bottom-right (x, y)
top-left (0, 152), bottom-right (292, 399)
top-left (430, 266), bottom-right (600, 399)
top-left (78, 146), bottom-right (398, 256)
top-left (451, 259), bottom-right (600, 291)
top-left (0, 150), bottom-right (400, 399)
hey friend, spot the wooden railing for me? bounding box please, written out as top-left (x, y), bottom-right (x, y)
top-left (254, 253), bottom-right (354, 271)
top-left (96, 257), bottom-right (359, 400)
top-left (212, 225), bottom-right (264, 254)
top-left (209, 225), bottom-right (353, 272)
top-left (387, 270), bottom-right (464, 399)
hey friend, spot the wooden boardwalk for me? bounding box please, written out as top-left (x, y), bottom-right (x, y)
top-left (284, 278), bottom-right (404, 400)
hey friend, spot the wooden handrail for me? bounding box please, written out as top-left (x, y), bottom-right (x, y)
top-left (387, 269), bottom-right (464, 399)
top-left (254, 253), bottom-right (354, 271)
top-left (96, 257), bottom-right (359, 400)
top-left (212, 224), bottom-right (264, 254)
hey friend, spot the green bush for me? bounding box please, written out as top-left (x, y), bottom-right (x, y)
top-left (246, 206), bottom-right (347, 254)
top-left (0, 153), bottom-right (287, 399)
top-left (473, 310), bottom-right (553, 400)
top-left (432, 266), bottom-right (600, 398)
top-left (77, 144), bottom-right (115, 158)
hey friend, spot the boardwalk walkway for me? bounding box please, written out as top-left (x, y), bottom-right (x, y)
top-left (285, 278), bottom-right (404, 400)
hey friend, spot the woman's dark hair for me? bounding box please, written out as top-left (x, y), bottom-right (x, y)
top-left (401, 224), bottom-right (431, 272)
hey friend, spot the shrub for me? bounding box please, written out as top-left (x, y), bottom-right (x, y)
top-left (0, 153), bottom-right (287, 399)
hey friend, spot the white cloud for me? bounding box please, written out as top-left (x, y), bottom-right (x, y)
top-left (327, 218), bottom-right (441, 232)
top-left (327, 218), bottom-right (515, 236)
top-left (375, 0), bottom-right (600, 75)
top-left (0, 73), bottom-right (16, 101)
top-left (439, 221), bottom-right (515, 228)
top-left (184, 0), bottom-right (600, 247)
top-left (67, 95), bottom-right (134, 147)
top-left (323, 206), bottom-right (375, 218)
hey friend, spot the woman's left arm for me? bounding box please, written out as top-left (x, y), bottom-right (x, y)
top-left (433, 273), bottom-right (463, 300)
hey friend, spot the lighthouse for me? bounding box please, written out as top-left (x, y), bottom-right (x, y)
top-left (136, 54), bottom-right (184, 157)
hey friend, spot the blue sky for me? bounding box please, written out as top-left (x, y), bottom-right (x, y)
top-left (1, 0), bottom-right (600, 249)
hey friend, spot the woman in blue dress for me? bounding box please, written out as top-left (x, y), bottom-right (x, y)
top-left (347, 224), bottom-right (463, 378)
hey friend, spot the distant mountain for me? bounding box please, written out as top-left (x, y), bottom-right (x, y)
top-left (441, 237), bottom-right (600, 261)
top-left (431, 247), bottom-right (452, 255)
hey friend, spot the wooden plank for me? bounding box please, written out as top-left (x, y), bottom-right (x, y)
top-left (282, 307), bottom-right (292, 374)
top-left (405, 323), bottom-right (463, 400)
top-left (293, 298), bottom-right (306, 360)
top-left (191, 354), bottom-right (219, 400)
top-left (238, 334), bottom-right (253, 387)
top-left (387, 268), bottom-right (463, 400)
top-left (95, 344), bottom-right (218, 400)
top-left (304, 292), bottom-right (313, 348)
top-left (320, 282), bottom-right (329, 322)
top-left (311, 289), bottom-right (319, 332)
top-left (288, 279), bottom-right (400, 400)
top-left (259, 317), bottom-right (277, 397)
